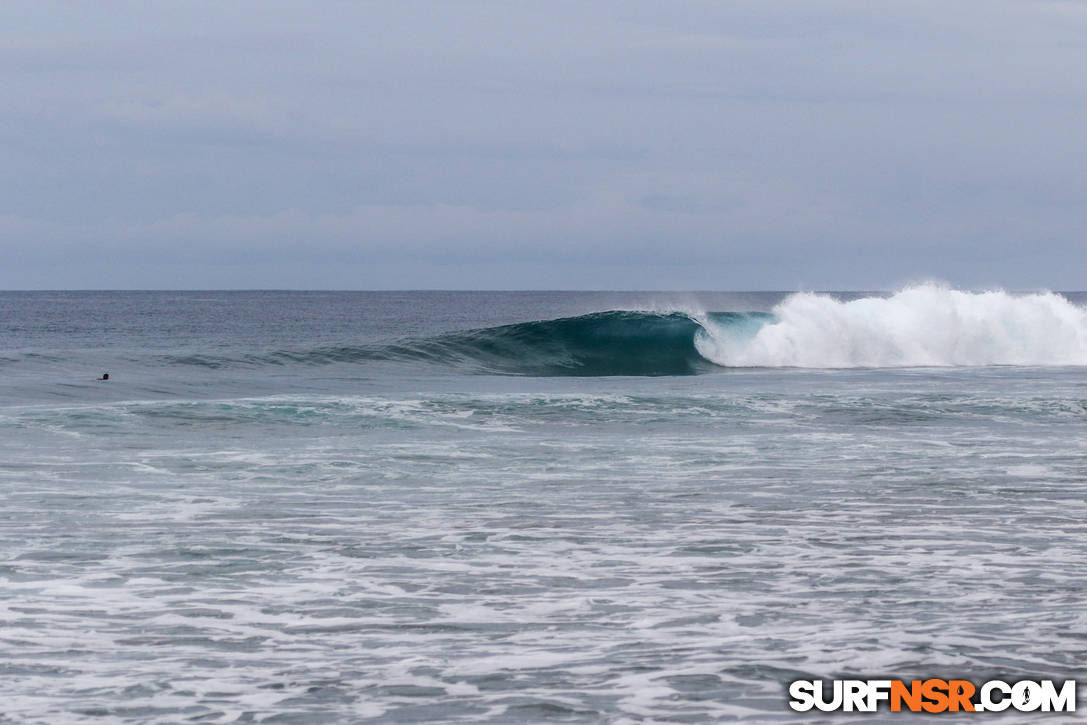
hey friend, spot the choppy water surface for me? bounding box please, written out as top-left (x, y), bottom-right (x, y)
top-left (1, 290), bottom-right (1086, 723)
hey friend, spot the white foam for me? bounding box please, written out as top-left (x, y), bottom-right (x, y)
top-left (697, 284), bottom-right (1087, 368)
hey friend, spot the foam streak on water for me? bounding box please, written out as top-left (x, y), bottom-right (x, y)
top-left (3, 372), bottom-right (1087, 722)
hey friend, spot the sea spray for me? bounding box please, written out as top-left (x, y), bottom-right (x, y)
top-left (696, 284), bottom-right (1087, 368)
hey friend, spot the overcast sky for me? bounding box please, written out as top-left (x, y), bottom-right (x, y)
top-left (3, 1), bottom-right (1087, 289)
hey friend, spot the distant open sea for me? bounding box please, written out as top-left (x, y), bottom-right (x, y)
top-left (2, 288), bottom-right (1086, 723)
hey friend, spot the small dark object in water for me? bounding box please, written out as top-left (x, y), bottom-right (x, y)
top-left (98, 373), bottom-right (109, 381)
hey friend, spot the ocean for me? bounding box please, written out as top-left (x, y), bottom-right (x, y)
top-left (1, 287), bottom-right (1085, 723)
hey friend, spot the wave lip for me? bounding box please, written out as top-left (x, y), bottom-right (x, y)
top-left (395, 310), bottom-right (723, 376)
top-left (696, 285), bottom-right (1087, 368)
top-left (161, 310), bottom-right (745, 376)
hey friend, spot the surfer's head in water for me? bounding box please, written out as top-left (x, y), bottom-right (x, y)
top-left (98, 373), bottom-right (109, 381)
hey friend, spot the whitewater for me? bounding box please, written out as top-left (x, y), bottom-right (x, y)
top-left (695, 284), bottom-right (1087, 368)
top-left (1, 288), bottom-right (1085, 723)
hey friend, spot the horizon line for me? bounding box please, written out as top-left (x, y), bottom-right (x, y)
top-left (1, 287), bottom-right (1083, 294)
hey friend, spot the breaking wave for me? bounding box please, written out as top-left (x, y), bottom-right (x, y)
top-left (167, 311), bottom-right (765, 376)
top-left (165, 286), bottom-right (1087, 375)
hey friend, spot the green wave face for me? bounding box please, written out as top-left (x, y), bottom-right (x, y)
top-left (390, 310), bottom-right (779, 376)
top-left (429, 311), bottom-right (715, 376)
top-left (163, 310), bottom-right (775, 377)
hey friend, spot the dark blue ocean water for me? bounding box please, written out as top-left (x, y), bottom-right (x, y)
top-left (2, 289), bottom-right (1086, 723)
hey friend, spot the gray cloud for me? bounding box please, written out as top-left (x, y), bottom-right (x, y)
top-left (3, 0), bottom-right (1087, 289)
